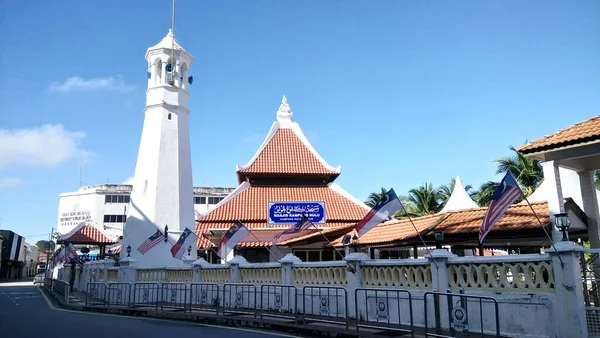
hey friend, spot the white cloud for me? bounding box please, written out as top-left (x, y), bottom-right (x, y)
top-left (0, 124), bottom-right (91, 169)
top-left (0, 177), bottom-right (23, 189)
top-left (48, 75), bottom-right (134, 94)
top-left (122, 176), bottom-right (134, 185)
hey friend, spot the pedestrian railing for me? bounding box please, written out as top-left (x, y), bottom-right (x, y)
top-left (258, 284), bottom-right (298, 321)
top-left (355, 288), bottom-right (414, 337)
top-left (52, 279), bottom-right (70, 305)
top-left (86, 282), bottom-right (108, 307)
top-left (77, 282), bottom-right (504, 337)
top-left (160, 282), bottom-right (187, 311)
top-left (301, 286), bottom-right (348, 332)
top-left (424, 290), bottom-right (500, 338)
top-left (189, 283), bottom-right (219, 314)
top-left (131, 283), bottom-right (160, 309)
top-left (222, 283), bottom-right (258, 317)
top-left (106, 283), bottom-right (131, 307)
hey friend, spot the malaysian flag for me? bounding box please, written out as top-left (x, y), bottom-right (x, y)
top-left (137, 230), bottom-right (166, 255)
top-left (479, 172), bottom-right (523, 243)
top-left (274, 214), bottom-right (314, 243)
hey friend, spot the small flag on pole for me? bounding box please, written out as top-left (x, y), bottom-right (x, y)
top-left (355, 188), bottom-right (403, 237)
top-left (170, 228), bottom-right (197, 259)
top-left (274, 214), bottom-right (314, 243)
top-left (137, 230), bottom-right (166, 255)
top-left (479, 172), bottom-right (523, 243)
top-left (218, 220), bottom-right (250, 259)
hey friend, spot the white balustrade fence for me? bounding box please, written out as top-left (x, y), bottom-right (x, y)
top-left (77, 242), bottom-right (589, 338)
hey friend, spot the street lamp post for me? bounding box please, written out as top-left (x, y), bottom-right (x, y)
top-left (554, 213), bottom-right (571, 242)
top-left (434, 231), bottom-right (444, 249)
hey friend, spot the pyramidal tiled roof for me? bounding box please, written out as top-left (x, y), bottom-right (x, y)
top-left (236, 96), bottom-right (341, 182)
top-left (58, 221), bottom-right (117, 245)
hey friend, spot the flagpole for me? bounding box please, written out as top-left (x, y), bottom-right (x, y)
top-left (308, 223), bottom-right (345, 259)
top-left (396, 198), bottom-right (438, 268)
top-left (246, 228), bottom-right (281, 262)
top-left (520, 194), bottom-right (564, 268)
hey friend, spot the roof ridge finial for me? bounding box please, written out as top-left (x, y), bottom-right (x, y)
top-left (276, 94), bottom-right (293, 122)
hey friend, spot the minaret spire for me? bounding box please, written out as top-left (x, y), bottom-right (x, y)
top-left (169, 0), bottom-right (176, 85)
top-left (276, 95), bottom-right (293, 122)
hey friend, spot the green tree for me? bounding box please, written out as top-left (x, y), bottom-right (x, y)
top-left (35, 240), bottom-right (55, 252)
top-left (495, 145), bottom-right (543, 196)
top-left (364, 187), bottom-right (390, 207)
top-left (473, 181), bottom-right (500, 207)
top-left (404, 183), bottom-right (443, 216)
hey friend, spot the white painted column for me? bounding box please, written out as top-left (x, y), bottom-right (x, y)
top-left (192, 258), bottom-right (210, 282)
top-left (118, 257), bottom-right (137, 283)
top-left (547, 241), bottom-right (588, 338)
top-left (541, 161), bottom-right (566, 243)
top-left (345, 252), bottom-right (370, 319)
top-left (427, 249), bottom-right (456, 330)
top-left (228, 256), bottom-right (247, 283)
top-left (279, 253), bottom-right (301, 285)
top-left (579, 170), bottom-right (600, 248)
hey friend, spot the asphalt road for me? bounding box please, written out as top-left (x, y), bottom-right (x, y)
top-left (0, 281), bottom-right (299, 338)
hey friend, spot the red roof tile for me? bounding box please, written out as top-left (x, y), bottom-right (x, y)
top-left (60, 224), bottom-right (116, 244)
top-left (518, 115), bottom-right (600, 154)
top-left (199, 185), bottom-right (368, 223)
top-left (330, 202), bottom-right (550, 246)
top-left (237, 128), bottom-right (339, 178)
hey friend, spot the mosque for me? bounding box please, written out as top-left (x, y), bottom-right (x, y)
top-left (57, 17), bottom-right (597, 267)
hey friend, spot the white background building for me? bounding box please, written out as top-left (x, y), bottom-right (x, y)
top-left (57, 184), bottom-right (234, 238)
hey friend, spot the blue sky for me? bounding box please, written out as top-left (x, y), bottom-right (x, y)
top-left (0, 1), bottom-right (598, 243)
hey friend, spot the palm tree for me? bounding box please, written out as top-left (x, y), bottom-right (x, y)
top-left (473, 181), bottom-right (500, 207)
top-left (364, 187), bottom-right (390, 208)
top-left (438, 177), bottom-right (474, 206)
top-left (405, 183), bottom-right (443, 216)
top-left (495, 145), bottom-right (543, 196)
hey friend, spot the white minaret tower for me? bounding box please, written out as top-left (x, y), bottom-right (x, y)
top-left (121, 28), bottom-right (197, 267)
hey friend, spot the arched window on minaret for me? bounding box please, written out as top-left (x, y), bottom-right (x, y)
top-left (181, 63), bottom-right (189, 90)
top-left (154, 59), bottom-right (163, 85)
top-left (166, 57), bottom-right (174, 85)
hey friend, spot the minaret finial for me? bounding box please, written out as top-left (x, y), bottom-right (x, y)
top-left (276, 95), bottom-right (293, 122)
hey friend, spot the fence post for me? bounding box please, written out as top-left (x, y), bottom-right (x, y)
top-left (74, 264), bottom-right (81, 291)
top-left (547, 241), bottom-right (588, 338)
top-left (118, 256), bottom-right (137, 283)
top-left (192, 258), bottom-right (210, 282)
top-left (279, 253), bottom-right (301, 285)
top-left (229, 255), bottom-right (247, 283)
top-left (345, 252), bottom-right (370, 319)
top-left (426, 248), bottom-right (455, 331)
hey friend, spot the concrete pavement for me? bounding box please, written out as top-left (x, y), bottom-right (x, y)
top-left (0, 281), bottom-right (302, 338)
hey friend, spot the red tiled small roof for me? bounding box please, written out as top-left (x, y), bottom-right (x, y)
top-left (518, 115), bottom-right (600, 154)
top-left (59, 223), bottom-right (117, 245)
top-left (330, 202), bottom-right (551, 247)
top-left (237, 127), bottom-right (340, 181)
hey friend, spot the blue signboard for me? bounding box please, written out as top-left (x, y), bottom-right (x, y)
top-left (268, 201), bottom-right (326, 225)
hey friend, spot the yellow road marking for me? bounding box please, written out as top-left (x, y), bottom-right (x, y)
top-left (36, 287), bottom-right (301, 337)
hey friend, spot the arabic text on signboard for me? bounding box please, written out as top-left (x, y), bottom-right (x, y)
top-left (268, 201), bottom-right (326, 224)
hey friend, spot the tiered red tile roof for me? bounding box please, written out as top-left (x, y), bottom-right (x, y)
top-left (518, 115), bottom-right (600, 154)
top-left (196, 97), bottom-right (368, 248)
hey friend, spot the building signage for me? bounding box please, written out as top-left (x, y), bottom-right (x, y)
top-left (267, 201), bottom-right (326, 225)
top-left (59, 210), bottom-right (92, 227)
